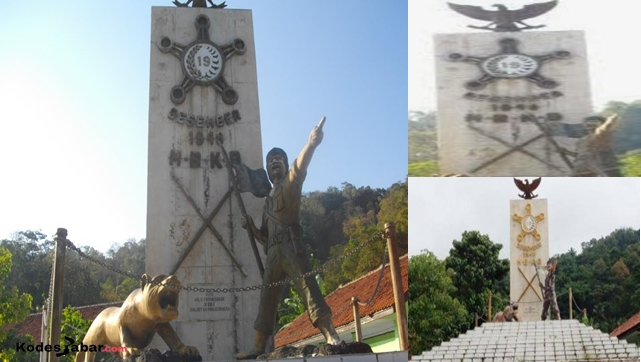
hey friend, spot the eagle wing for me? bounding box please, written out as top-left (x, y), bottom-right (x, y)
top-left (511, 0), bottom-right (558, 21)
top-left (447, 3), bottom-right (496, 21)
top-left (513, 178), bottom-right (527, 192)
top-left (530, 177), bottom-right (542, 191)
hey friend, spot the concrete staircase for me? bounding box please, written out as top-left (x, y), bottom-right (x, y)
top-left (412, 320), bottom-right (640, 361)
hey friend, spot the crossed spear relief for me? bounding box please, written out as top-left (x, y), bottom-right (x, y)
top-left (467, 114), bottom-right (574, 174)
top-left (168, 138), bottom-right (271, 277)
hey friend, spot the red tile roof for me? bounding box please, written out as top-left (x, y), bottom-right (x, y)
top-left (610, 312), bottom-right (640, 338)
top-left (5, 302), bottom-right (122, 340)
top-left (274, 254), bottom-right (408, 347)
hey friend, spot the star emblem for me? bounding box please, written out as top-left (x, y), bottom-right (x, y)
top-left (447, 38), bottom-right (570, 90)
top-left (513, 203), bottom-right (545, 242)
top-left (158, 14), bottom-right (246, 105)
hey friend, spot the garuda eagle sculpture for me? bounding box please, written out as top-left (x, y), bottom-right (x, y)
top-left (514, 177), bottom-right (542, 199)
top-left (447, 1), bottom-right (557, 32)
top-left (173, 0), bottom-right (227, 8)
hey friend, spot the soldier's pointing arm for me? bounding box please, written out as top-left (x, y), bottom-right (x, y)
top-left (595, 114), bottom-right (617, 136)
top-left (295, 117), bottom-right (325, 174)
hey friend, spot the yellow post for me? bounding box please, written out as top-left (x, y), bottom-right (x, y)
top-left (48, 228), bottom-right (67, 362)
top-left (385, 223), bottom-right (408, 351)
top-left (569, 288), bottom-right (573, 319)
top-left (487, 290), bottom-right (492, 321)
top-left (352, 297), bottom-right (362, 342)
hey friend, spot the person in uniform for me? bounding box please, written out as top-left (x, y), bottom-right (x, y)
top-left (540, 259), bottom-right (561, 320)
top-left (237, 117), bottom-right (340, 359)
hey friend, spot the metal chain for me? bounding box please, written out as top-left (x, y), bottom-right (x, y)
top-left (64, 239), bottom-right (140, 280)
top-left (358, 243), bottom-right (388, 306)
top-left (275, 244), bottom-right (389, 343)
top-left (63, 322), bottom-right (88, 335)
top-left (572, 294), bottom-right (584, 314)
top-left (274, 232), bottom-right (388, 341)
top-left (64, 233), bottom-right (384, 294)
top-left (275, 297), bottom-right (356, 342)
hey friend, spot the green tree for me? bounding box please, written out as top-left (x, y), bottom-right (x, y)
top-left (555, 228), bottom-right (639, 333)
top-left (300, 187), bottom-right (348, 263)
top-left (408, 161), bottom-right (439, 177)
top-left (105, 238), bottom-right (146, 281)
top-left (603, 100), bottom-right (641, 154)
top-left (320, 183), bottom-right (390, 293)
top-left (408, 251), bottom-right (468, 355)
top-left (620, 149), bottom-right (641, 176)
top-left (0, 330), bottom-right (38, 362)
top-left (0, 247), bottom-right (33, 362)
top-left (277, 276), bottom-right (326, 330)
top-left (60, 306), bottom-right (92, 362)
top-left (445, 231), bottom-right (509, 325)
top-left (100, 277), bottom-right (139, 302)
top-left (408, 111), bottom-right (438, 163)
top-left (0, 230), bottom-right (53, 311)
top-left (337, 214), bottom-right (384, 289)
top-left (377, 181), bottom-right (408, 252)
top-left (62, 246), bottom-right (105, 307)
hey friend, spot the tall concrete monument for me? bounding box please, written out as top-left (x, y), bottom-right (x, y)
top-left (509, 178), bottom-right (549, 321)
top-left (145, 6), bottom-right (264, 360)
top-left (435, 2), bottom-right (594, 176)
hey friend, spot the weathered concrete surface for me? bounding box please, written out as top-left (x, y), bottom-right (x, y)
top-left (146, 7), bottom-right (264, 361)
top-left (510, 199), bottom-right (549, 322)
top-left (435, 31), bottom-right (592, 176)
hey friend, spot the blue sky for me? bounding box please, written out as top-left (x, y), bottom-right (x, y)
top-left (0, 1), bottom-right (408, 251)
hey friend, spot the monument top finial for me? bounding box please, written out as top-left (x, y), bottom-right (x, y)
top-left (173, 0), bottom-right (227, 8)
top-left (514, 177), bottom-right (542, 199)
top-left (447, 0), bottom-right (557, 32)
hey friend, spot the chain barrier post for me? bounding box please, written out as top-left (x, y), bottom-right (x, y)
top-left (569, 287), bottom-right (572, 320)
top-left (48, 228), bottom-right (67, 362)
top-left (64, 230), bottom-right (376, 294)
top-left (40, 302), bottom-right (48, 362)
top-left (385, 222), bottom-right (408, 351)
top-left (351, 297), bottom-right (362, 342)
top-left (488, 290), bottom-right (492, 322)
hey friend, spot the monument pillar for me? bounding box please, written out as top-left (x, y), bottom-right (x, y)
top-left (146, 7), bottom-right (264, 360)
top-left (434, 31), bottom-right (592, 176)
top-left (509, 198), bottom-right (549, 322)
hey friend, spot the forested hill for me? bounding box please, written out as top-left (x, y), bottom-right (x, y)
top-left (409, 227), bottom-right (639, 355)
top-left (554, 227), bottom-right (640, 333)
top-left (0, 181), bottom-right (407, 311)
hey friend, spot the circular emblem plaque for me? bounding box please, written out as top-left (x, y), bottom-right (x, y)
top-left (182, 42), bottom-right (223, 84)
top-left (481, 54), bottom-right (539, 78)
top-left (521, 215), bottom-right (536, 233)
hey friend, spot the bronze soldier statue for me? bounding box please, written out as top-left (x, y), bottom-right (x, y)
top-left (539, 259), bottom-right (561, 320)
top-left (571, 114), bottom-right (620, 176)
top-left (237, 117), bottom-right (341, 359)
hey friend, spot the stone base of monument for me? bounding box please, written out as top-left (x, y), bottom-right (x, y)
top-left (102, 349), bottom-right (202, 362)
top-left (256, 341), bottom-right (372, 359)
top-left (99, 344), bottom-right (409, 362)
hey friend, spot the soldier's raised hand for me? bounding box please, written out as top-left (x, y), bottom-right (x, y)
top-left (309, 117), bottom-right (325, 147)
